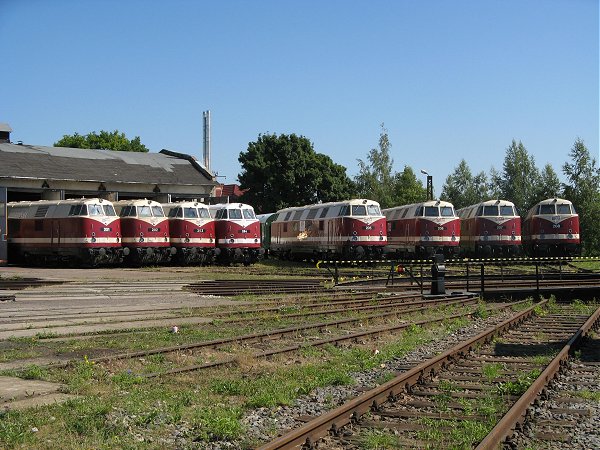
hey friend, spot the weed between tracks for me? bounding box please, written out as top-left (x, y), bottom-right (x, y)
top-left (0, 309), bottom-right (476, 449)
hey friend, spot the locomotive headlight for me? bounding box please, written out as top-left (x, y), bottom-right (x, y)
top-left (352, 231), bottom-right (357, 236)
top-left (91, 237), bottom-right (96, 243)
top-left (379, 231), bottom-right (383, 235)
top-left (229, 239), bottom-right (235, 243)
top-left (254, 238), bottom-right (259, 243)
top-left (352, 236), bottom-right (358, 241)
top-left (230, 234), bottom-right (234, 238)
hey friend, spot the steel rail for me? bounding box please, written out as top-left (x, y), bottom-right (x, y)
top-left (475, 303), bottom-right (600, 449)
top-left (145, 300), bottom-right (518, 379)
top-left (257, 300), bottom-right (545, 450)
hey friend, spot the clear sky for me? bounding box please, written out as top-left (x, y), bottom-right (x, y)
top-left (2, 0), bottom-right (598, 195)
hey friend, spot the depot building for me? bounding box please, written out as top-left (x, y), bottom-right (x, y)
top-left (0, 123), bottom-right (218, 264)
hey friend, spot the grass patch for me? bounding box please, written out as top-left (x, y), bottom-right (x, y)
top-left (567, 389), bottom-right (600, 402)
top-left (357, 429), bottom-right (401, 449)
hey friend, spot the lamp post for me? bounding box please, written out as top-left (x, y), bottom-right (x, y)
top-left (421, 169), bottom-right (433, 201)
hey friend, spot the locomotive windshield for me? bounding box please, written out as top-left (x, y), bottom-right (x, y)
top-left (500, 205), bottom-right (514, 216)
top-left (352, 205), bottom-right (367, 216)
top-left (198, 208), bottom-right (210, 218)
top-left (138, 206), bottom-right (152, 217)
top-left (440, 206), bottom-right (454, 217)
top-left (483, 206), bottom-right (499, 216)
top-left (152, 206), bottom-right (165, 217)
top-left (88, 204), bottom-right (104, 216)
top-left (557, 204), bottom-right (572, 214)
top-left (168, 207), bottom-right (182, 218)
top-left (243, 209), bottom-right (256, 219)
top-left (184, 207), bottom-right (198, 218)
top-left (424, 206), bottom-right (438, 217)
top-left (229, 209), bottom-right (242, 219)
top-left (367, 205), bottom-right (381, 216)
top-left (539, 204), bottom-right (555, 215)
top-left (103, 205), bottom-right (117, 216)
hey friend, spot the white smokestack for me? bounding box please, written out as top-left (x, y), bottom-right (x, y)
top-left (203, 110), bottom-right (211, 171)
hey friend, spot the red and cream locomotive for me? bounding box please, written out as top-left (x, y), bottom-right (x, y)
top-left (523, 198), bottom-right (580, 256)
top-left (114, 199), bottom-right (174, 265)
top-left (162, 201), bottom-right (218, 265)
top-left (208, 203), bottom-right (262, 265)
top-left (457, 199), bottom-right (521, 257)
top-left (269, 199), bottom-right (387, 260)
top-left (383, 200), bottom-right (460, 258)
top-left (7, 198), bottom-right (122, 266)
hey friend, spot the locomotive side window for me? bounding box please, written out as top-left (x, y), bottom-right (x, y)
top-left (152, 206), bottom-right (165, 217)
top-left (318, 207), bottom-right (329, 218)
top-left (440, 206), bottom-right (454, 217)
top-left (401, 209), bottom-right (409, 218)
top-left (557, 204), bottom-right (571, 214)
top-left (339, 205), bottom-right (350, 216)
top-left (69, 204), bottom-right (85, 216)
top-left (229, 209), bottom-right (242, 220)
top-left (539, 204), bottom-right (555, 215)
top-left (198, 208), bottom-right (210, 218)
top-left (168, 207), bottom-right (182, 218)
top-left (367, 205), bottom-right (381, 216)
top-left (121, 205), bottom-right (136, 217)
top-left (424, 206), bottom-right (438, 217)
top-left (483, 206), bottom-right (499, 216)
top-left (352, 205), bottom-right (367, 216)
top-left (292, 210), bottom-right (303, 221)
top-left (215, 209), bottom-right (227, 220)
top-left (243, 209), bottom-right (256, 219)
top-left (138, 206), bottom-right (152, 217)
top-left (500, 205), bottom-right (514, 216)
top-left (103, 205), bottom-right (117, 216)
top-left (283, 212), bottom-right (292, 221)
top-left (415, 206), bottom-right (423, 217)
top-left (307, 208), bottom-right (318, 220)
top-left (88, 204), bottom-right (104, 216)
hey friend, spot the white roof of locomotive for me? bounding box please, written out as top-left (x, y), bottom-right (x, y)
top-left (208, 202), bottom-right (255, 210)
top-left (7, 198), bottom-right (117, 219)
top-left (113, 198), bottom-right (163, 207)
top-left (456, 199), bottom-right (517, 218)
top-left (162, 201), bottom-right (208, 209)
top-left (8, 197), bottom-right (114, 208)
top-left (525, 197), bottom-right (576, 219)
top-left (276, 198), bottom-right (381, 214)
top-left (383, 199), bottom-right (455, 213)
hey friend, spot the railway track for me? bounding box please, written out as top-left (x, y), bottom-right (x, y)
top-left (257, 300), bottom-right (600, 449)
top-left (184, 279), bottom-right (327, 296)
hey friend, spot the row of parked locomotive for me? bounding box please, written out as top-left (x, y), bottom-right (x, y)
top-left (6, 198), bottom-right (262, 267)
top-left (259, 197), bottom-right (580, 260)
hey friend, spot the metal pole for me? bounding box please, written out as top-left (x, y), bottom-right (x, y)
top-left (480, 264), bottom-right (485, 296)
top-left (535, 261), bottom-right (539, 298)
top-left (466, 263), bottom-right (470, 291)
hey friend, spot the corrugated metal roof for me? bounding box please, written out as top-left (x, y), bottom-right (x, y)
top-left (0, 143), bottom-right (216, 186)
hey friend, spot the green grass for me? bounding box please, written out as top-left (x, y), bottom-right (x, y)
top-left (567, 389), bottom-right (600, 402)
top-left (357, 429), bottom-right (401, 449)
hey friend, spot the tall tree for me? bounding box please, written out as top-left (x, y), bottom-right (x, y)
top-left (562, 138), bottom-right (600, 255)
top-left (394, 166), bottom-right (427, 206)
top-left (499, 140), bottom-right (540, 215)
top-left (354, 124), bottom-right (397, 208)
top-left (487, 167), bottom-right (504, 200)
top-left (440, 159), bottom-right (488, 209)
top-left (54, 130), bottom-right (149, 152)
top-left (237, 133), bottom-right (353, 213)
top-left (535, 163), bottom-right (562, 201)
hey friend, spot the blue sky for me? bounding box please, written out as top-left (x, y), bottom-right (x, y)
top-left (2, 0), bottom-right (598, 195)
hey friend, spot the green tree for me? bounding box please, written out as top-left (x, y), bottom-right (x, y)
top-left (499, 140), bottom-right (540, 215)
top-left (54, 130), bottom-right (149, 152)
top-left (535, 163), bottom-right (562, 201)
top-left (354, 124), bottom-right (397, 208)
top-left (488, 167), bottom-right (503, 200)
top-left (562, 138), bottom-right (600, 255)
top-left (394, 166), bottom-right (427, 206)
top-left (440, 159), bottom-right (489, 209)
top-left (237, 133), bottom-right (353, 213)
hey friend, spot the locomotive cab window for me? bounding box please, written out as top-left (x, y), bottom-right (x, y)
top-left (483, 206), bottom-right (499, 216)
top-left (152, 206), bottom-right (165, 217)
top-left (88, 204), bottom-right (104, 216)
top-left (352, 205), bottom-right (367, 216)
top-left (424, 206), bottom-right (438, 217)
top-left (367, 205), bottom-right (381, 216)
top-left (169, 207), bottom-right (183, 218)
top-left (339, 205), bottom-right (350, 216)
top-left (215, 209), bottom-right (227, 220)
top-left (415, 206), bottom-right (424, 217)
top-left (557, 204), bottom-right (571, 214)
top-left (539, 204), bottom-right (555, 215)
top-left (500, 205), bottom-right (514, 216)
top-left (69, 204), bottom-right (86, 216)
top-left (103, 205), bottom-right (117, 216)
top-left (184, 207), bottom-right (198, 218)
top-left (198, 208), bottom-right (210, 218)
top-left (138, 206), bottom-right (152, 217)
top-left (229, 209), bottom-right (242, 220)
top-left (243, 209), bottom-right (255, 219)
top-left (440, 206), bottom-right (454, 217)
top-left (120, 205), bottom-right (136, 217)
